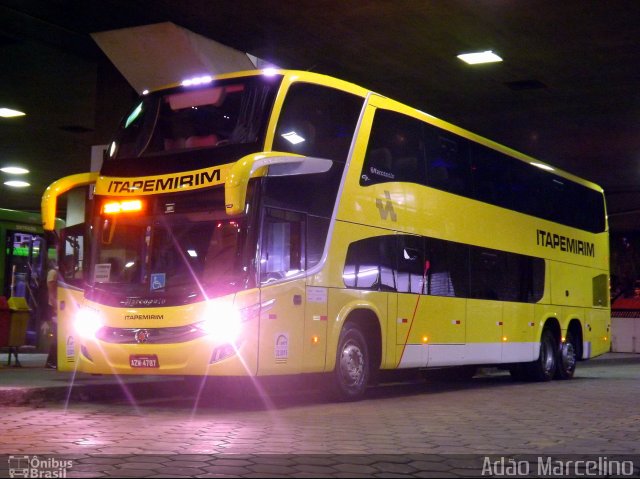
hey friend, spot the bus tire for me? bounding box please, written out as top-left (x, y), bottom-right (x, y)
top-left (332, 323), bottom-right (370, 401)
top-left (525, 328), bottom-right (557, 381)
top-left (555, 331), bottom-right (577, 380)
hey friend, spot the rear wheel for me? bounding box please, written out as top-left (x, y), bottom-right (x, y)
top-left (555, 331), bottom-right (577, 380)
top-left (332, 323), bottom-right (370, 401)
top-left (525, 328), bottom-right (558, 381)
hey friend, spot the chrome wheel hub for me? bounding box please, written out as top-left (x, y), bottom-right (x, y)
top-left (561, 342), bottom-right (576, 372)
top-left (340, 342), bottom-right (364, 386)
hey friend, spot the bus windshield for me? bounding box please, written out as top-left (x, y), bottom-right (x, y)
top-left (89, 186), bottom-right (256, 305)
top-left (107, 75), bottom-right (281, 160)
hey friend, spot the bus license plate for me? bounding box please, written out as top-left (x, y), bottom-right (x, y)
top-left (129, 355), bottom-right (159, 368)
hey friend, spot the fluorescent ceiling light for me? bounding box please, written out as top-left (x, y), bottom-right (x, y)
top-left (4, 180), bottom-right (30, 188)
top-left (187, 249), bottom-right (198, 258)
top-left (457, 50), bottom-right (503, 65)
top-left (0, 108), bottom-right (26, 118)
top-left (1, 166), bottom-right (29, 174)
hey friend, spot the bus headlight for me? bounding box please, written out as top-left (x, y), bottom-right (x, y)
top-left (75, 308), bottom-right (104, 339)
top-left (196, 301), bottom-right (242, 343)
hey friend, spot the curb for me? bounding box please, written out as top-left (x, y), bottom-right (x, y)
top-left (0, 379), bottom-right (184, 406)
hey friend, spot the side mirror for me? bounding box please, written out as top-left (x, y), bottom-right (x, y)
top-left (224, 152), bottom-right (333, 215)
top-left (41, 172), bottom-right (99, 230)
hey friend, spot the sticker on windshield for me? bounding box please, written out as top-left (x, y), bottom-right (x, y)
top-left (150, 273), bottom-right (166, 291)
top-left (94, 263), bottom-right (112, 283)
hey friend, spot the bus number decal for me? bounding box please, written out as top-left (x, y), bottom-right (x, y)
top-left (307, 287), bottom-right (327, 303)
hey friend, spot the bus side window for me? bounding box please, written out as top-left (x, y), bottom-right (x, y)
top-left (306, 215), bottom-right (329, 270)
top-left (273, 82), bottom-right (362, 161)
top-left (396, 236), bottom-right (424, 294)
top-left (360, 109), bottom-right (426, 186)
top-left (343, 236), bottom-right (396, 291)
top-left (423, 127), bottom-right (470, 195)
top-left (423, 237), bottom-right (469, 298)
top-left (260, 209), bottom-right (305, 284)
top-left (59, 225), bottom-right (86, 287)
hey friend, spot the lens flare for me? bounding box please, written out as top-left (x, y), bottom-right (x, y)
top-left (75, 308), bottom-right (103, 339)
top-left (196, 300), bottom-right (242, 343)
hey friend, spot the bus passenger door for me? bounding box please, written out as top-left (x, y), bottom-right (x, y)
top-left (395, 235), bottom-right (429, 368)
top-left (302, 216), bottom-right (331, 372)
top-left (303, 286), bottom-right (328, 372)
top-left (257, 208), bottom-right (305, 375)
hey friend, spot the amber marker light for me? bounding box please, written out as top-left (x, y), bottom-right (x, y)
top-left (103, 199), bottom-right (143, 214)
top-left (422, 335), bottom-right (429, 343)
top-left (502, 336), bottom-right (508, 342)
top-left (312, 335), bottom-right (320, 344)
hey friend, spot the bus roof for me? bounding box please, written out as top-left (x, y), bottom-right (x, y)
top-left (148, 69), bottom-right (603, 194)
top-left (0, 208), bottom-right (64, 231)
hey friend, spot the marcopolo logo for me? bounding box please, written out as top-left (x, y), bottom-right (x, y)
top-left (376, 190), bottom-right (397, 222)
top-left (8, 456), bottom-right (72, 478)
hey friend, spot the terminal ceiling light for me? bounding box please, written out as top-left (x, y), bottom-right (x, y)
top-left (457, 50), bottom-right (503, 65)
top-left (4, 180), bottom-right (30, 188)
top-left (0, 108), bottom-right (26, 118)
top-left (1, 166), bottom-right (29, 174)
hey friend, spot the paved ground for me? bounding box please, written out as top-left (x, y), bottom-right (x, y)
top-left (1, 352), bottom-right (639, 477)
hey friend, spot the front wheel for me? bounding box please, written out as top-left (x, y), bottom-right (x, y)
top-left (331, 323), bottom-right (370, 401)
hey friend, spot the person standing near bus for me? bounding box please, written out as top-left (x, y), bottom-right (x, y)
top-left (45, 260), bottom-right (58, 369)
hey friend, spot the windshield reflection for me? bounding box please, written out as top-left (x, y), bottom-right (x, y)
top-left (108, 75), bottom-right (280, 160)
top-left (90, 187), bottom-right (254, 305)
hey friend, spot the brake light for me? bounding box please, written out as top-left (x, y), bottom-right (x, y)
top-left (103, 199), bottom-right (143, 214)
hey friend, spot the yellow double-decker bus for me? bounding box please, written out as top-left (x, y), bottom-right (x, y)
top-left (42, 69), bottom-right (609, 400)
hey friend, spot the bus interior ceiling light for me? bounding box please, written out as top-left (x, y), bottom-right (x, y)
top-left (0, 108), bottom-right (26, 118)
top-left (1, 166), bottom-right (29, 174)
top-left (181, 75), bottom-right (213, 87)
top-left (457, 50), bottom-right (503, 65)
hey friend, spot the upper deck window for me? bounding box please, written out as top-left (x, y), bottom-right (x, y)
top-left (107, 75), bottom-right (281, 161)
top-left (272, 82), bottom-right (363, 162)
top-left (360, 108), bottom-right (606, 233)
